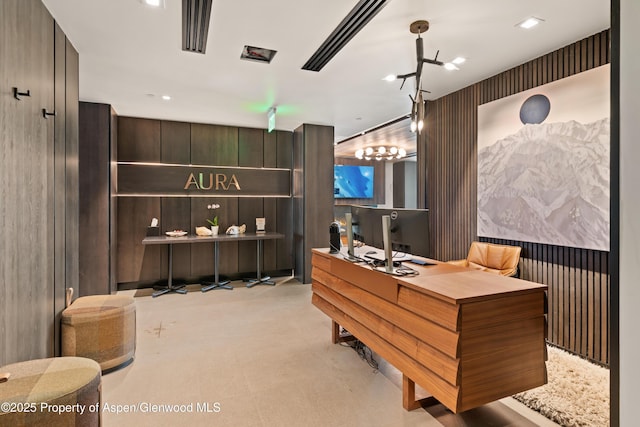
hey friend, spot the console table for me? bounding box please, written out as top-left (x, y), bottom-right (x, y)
top-left (142, 232), bottom-right (284, 297)
top-left (311, 247), bottom-right (548, 413)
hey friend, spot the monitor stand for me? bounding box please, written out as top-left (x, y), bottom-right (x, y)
top-left (344, 212), bottom-right (358, 262)
top-left (378, 215), bottom-right (408, 275)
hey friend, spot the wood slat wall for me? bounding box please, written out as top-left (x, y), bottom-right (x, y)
top-left (418, 29), bottom-right (611, 365)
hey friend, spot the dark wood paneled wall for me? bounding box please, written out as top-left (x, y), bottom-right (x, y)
top-left (79, 102), bottom-right (114, 296)
top-left (393, 161), bottom-right (417, 208)
top-left (1, 0), bottom-right (78, 365)
top-left (53, 26), bottom-right (79, 354)
top-left (294, 124), bottom-right (335, 284)
top-left (116, 117), bottom-right (294, 285)
top-left (418, 30), bottom-right (611, 364)
top-left (334, 157), bottom-right (385, 206)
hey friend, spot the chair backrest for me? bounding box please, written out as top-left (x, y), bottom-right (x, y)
top-left (466, 241), bottom-right (521, 276)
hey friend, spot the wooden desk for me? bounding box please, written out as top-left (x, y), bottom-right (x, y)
top-left (142, 232), bottom-right (284, 296)
top-left (311, 247), bottom-right (547, 413)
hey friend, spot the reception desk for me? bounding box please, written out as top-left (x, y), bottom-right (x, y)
top-left (311, 247), bottom-right (547, 413)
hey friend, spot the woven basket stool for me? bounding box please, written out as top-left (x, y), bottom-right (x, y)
top-left (61, 295), bottom-right (136, 372)
top-left (0, 357), bottom-right (101, 427)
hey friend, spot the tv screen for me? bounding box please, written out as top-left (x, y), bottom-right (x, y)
top-left (334, 165), bottom-right (374, 199)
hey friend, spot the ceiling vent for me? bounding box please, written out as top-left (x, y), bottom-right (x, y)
top-left (182, 0), bottom-right (213, 54)
top-left (302, 0), bottom-right (390, 72)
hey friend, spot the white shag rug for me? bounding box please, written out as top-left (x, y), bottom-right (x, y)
top-left (513, 345), bottom-right (610, 427)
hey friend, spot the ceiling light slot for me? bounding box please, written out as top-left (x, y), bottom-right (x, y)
top-left (302, 0), bottom-right (390, 72)
top-left (182, 0), bottom-right (213, 54)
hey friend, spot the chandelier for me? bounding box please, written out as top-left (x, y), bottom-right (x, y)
top-left (393, 20), bottom-right (443, 134)
top-left (355, 146), bottom-right (407, 161)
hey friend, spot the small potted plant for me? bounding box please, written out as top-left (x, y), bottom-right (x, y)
top-left (207, 204), bottom-right (220, 235)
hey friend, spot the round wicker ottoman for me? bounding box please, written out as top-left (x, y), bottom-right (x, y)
top-left (0, 357), bottom-right (101, 427)
top-left (61, 295), bottom-right (136, 372)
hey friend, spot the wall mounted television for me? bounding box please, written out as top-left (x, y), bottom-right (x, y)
top-left (334, 165), bottom-right (374, 199)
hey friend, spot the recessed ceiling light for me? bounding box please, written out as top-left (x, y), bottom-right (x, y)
top-left (383, 74), bottom-right (397, 82)
top-left (451, 57), bottom-right (466, 65)
top-left (161, 95), bottom-right (171, 100)
top-left (444, 63), bottom-right (459, 71)
top-left (517, 17), bottom-right (544, 29)
top-left (141, 0), bottom-right (162, 7)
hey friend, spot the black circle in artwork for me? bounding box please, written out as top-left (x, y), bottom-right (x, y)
top-left (519, 94), bottom-right (551, 125)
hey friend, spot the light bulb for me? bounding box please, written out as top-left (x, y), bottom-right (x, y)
top-left (390, 146), bottom-right (398, 155)
top-left (365, 147), bottom-right (374, 156)
top-left (378, 146), bottom-right (386, 154)
top-left (410, 121), bottom-right (417, 132)
top-left (418, 120), bottom-right (424, 131)
top-left (399, 148), bottom-right (407, 158)
top-left (355, 149), bottom-right (364, 159)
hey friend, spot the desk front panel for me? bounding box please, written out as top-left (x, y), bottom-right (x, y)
top-left (311, 248), bottom-right (547, 413)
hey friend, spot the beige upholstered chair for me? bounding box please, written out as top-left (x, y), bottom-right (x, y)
top-left (447, 241), bottom-right (521, 277)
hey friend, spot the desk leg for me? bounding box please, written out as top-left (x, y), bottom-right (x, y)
top-left (202, 241), bottom-right (233, 292)
top-left (331, 320), bottom-right (355, 344)
top-left (246, 240), bottom-right (275, 287)
top-left (153, 244), bottom-right (187, 298)
top-left (402, 374), bottom-right (438, 411)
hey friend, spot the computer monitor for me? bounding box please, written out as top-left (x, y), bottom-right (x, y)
top-left (349, 205), bottom-right (430, 258)
top-left (348, 205), bottom-right (369, 244)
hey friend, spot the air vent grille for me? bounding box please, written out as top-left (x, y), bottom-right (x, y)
top-left (182, 0), bottom-right (213, 54)
top-left (302, 0), bottom-right (389, 72)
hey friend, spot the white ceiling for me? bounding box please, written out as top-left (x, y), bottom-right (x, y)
top-left (42, 0), bottom-right (609, 144)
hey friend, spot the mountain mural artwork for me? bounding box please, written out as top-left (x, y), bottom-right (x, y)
top-left (477, 64), bottom-right (610, 251)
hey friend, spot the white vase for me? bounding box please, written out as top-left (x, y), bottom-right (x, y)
top-left (211, 225), bottom-right (219, 236)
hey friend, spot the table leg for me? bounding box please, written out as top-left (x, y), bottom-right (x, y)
top-left (246, 240), bottom-right (275, 287)
top-left (202, 241), bottom-right (232, 292)
top-left (153, 243), bottom-right (187, 297)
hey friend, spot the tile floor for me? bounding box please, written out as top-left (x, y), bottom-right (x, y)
top-left (102, 278), bottom-right (559, 427)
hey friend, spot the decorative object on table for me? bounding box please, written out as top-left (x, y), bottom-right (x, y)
top-left (166, 230), bottom-right (187, 237)
top-left (226, 224), bottom-right (246, 235)
top-left (195, 226), bottom-right (212, 236)
top-left (256, 217), bottom-right (266, 232)
top-left (146, 217), bottom-right (160, 236)
top-left (206, 203), bottom-right (221, 235)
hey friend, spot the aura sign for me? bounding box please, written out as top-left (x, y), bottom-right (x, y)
top-left (117, 163), bottom-right (291, 197)
top-left (183, 172), bottom-right (241, 191)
